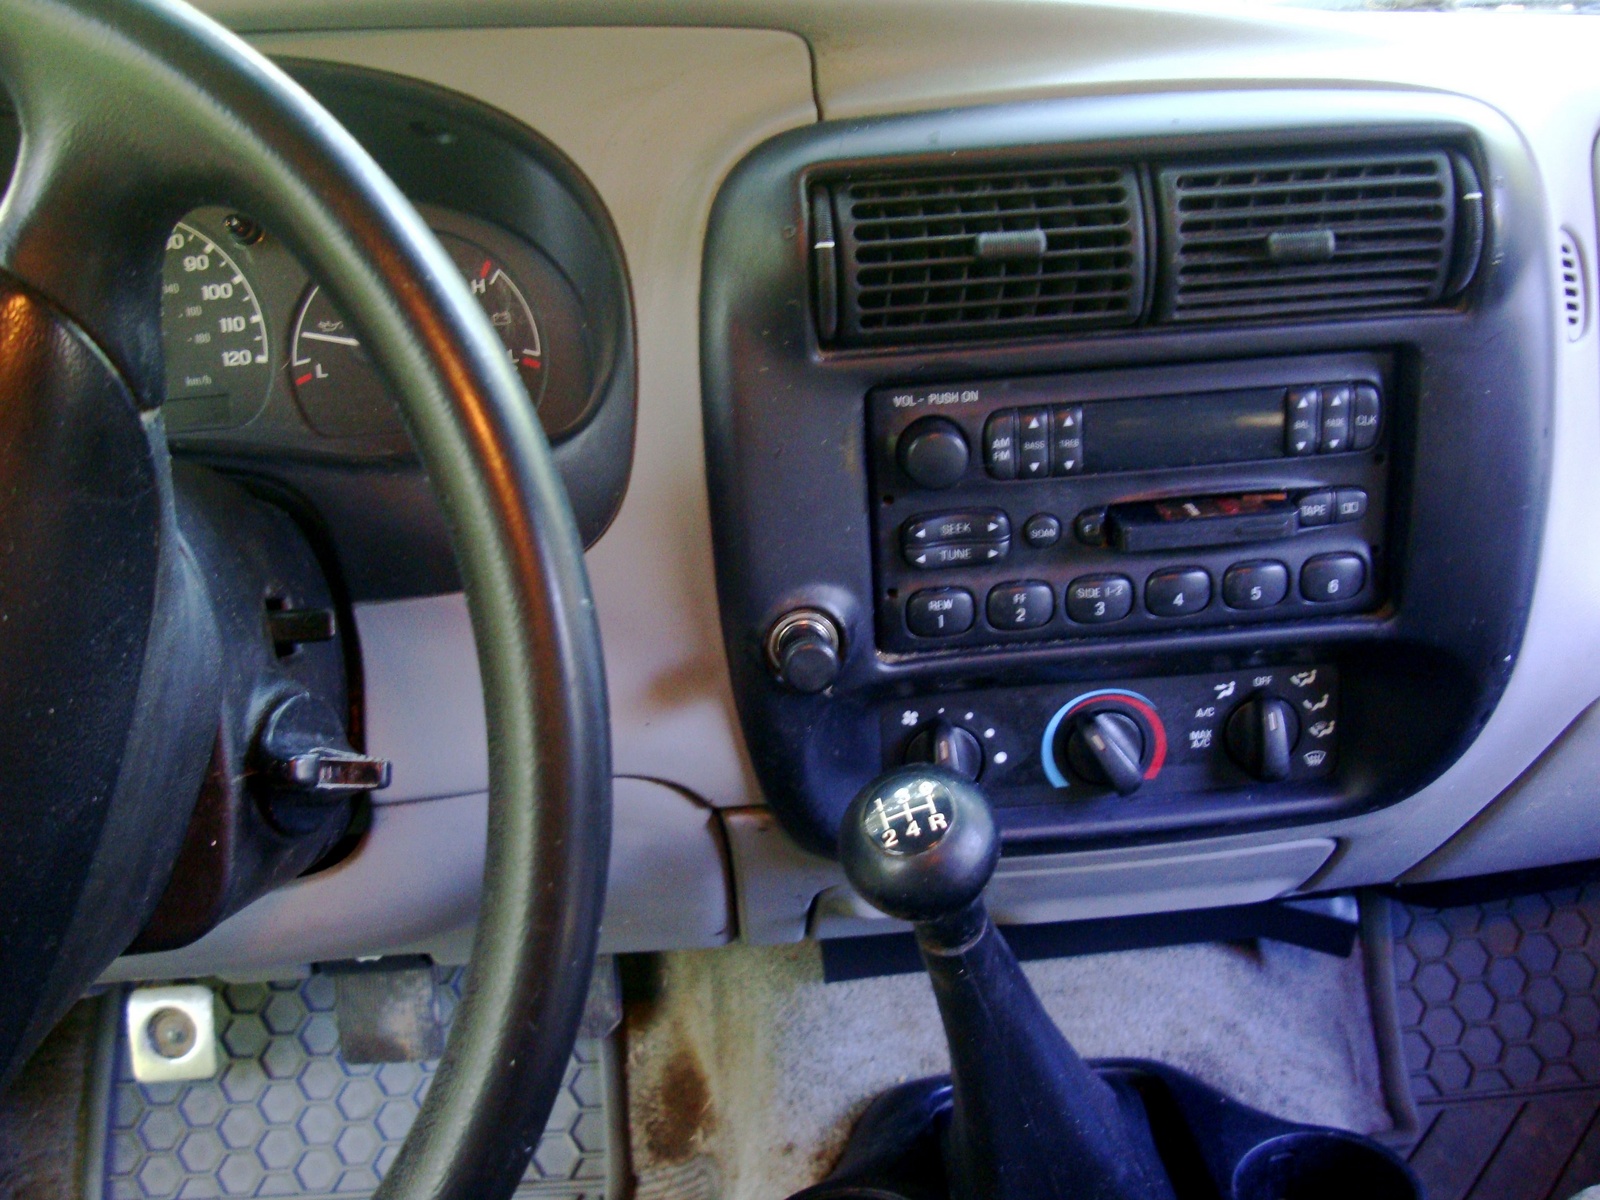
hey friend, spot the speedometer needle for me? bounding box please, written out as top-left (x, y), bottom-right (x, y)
top-left (299, 331), bottom-right (361, 347)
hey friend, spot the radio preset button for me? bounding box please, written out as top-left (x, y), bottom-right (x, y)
top-left (905, 540), bottom-right (1010, 570)
top-left (898, 417), bottom-right (970, 489)
top-left (984, 411), bottom-right (1018, 480)
top-left (1352, 385), bottom-right (1381, 450)
top-left (1297, 490), bottom-right (1335, 527)
top-left (1301, 553), bottom-right (1366, 602)
top-left (986, 581), bottom-right (1055, 630)
top-left (1051, 406), bottom-right (1084, 475)
top-left (906, 588), bottom-right (975, 637)
top-left (1017, 408), bottom-right (1051, 478)
top-left (1319, 385), bottom-right (1353, 453)
top-left (902, 510), bottom-right (1010, 546)
top-left (1145, 567), bottom-right (1212, 617)
top-left (1066, 575), bottom-right (1134, 624)
top-left (1334, 489), bottom-right (1368, 523)
top-left (1222, 560), bottom-right (1289, 610)
top-left (1023, 514), bottom-right (1062, 548)
top-left (1285, 387), bottom-right (1321, 456)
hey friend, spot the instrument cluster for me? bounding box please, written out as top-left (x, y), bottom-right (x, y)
top-left (160, 204), bottom-right (596, 456)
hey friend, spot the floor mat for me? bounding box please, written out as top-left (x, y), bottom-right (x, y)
top-left (1393, 883), bottom-right (1600, 1199)
top-left (98, 969), bottom-right (620, 1200)
top-left (624, 935), bottom-right (1394, 1200)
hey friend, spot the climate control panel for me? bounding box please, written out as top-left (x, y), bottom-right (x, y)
top-left (878, 665), bottom-right (1341, 837)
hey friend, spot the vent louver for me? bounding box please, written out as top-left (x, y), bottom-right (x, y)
top-left (1157, 149), bottom-right (1483, 324)
top-left (821, 164), bottom-right (1145, 345)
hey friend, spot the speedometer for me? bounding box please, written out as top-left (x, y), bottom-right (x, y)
top-left (161, 221), bottom-right (272, 431)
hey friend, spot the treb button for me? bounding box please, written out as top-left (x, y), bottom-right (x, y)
top-left (1051, 406), bottom-right (1084, 475)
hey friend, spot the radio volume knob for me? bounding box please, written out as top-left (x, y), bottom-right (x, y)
top-left (898, 418), bottom-right (970, 490)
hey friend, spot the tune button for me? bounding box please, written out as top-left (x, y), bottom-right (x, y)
top-left (1145, 567), bottom-right (1211, 617)
top-left (905, 588), bottom-right (976, 637)
top-left (986, 581), bottom-right (1054, 630)
top-left (1065, 575), bottom-right (1134, 624)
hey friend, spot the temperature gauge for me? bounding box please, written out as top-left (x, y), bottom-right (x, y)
top-left (290, 231), bottom-right (547, 438)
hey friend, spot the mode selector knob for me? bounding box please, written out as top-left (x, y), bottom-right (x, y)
top-left (1225, 696), bottom-right (1299, 782)
top-left (767, 609), bottom-right (842, 694)
top-left (904, 720), bottom-right (983, 781)
top-left (1064, 711), bottom-right (1146, 797)
top-left (898, 417), bottom-right (970, 490)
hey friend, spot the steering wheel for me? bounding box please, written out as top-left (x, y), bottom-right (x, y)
top-left (0, 2), bottom-right (611, 1197)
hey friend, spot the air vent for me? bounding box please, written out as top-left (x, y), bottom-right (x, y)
top-left (1157, 149), bottom-right (1484, 324)
top-left (820, 164), bottom-right (1145, 345)
top-left (1560, 229), bottom-right (1588, 341)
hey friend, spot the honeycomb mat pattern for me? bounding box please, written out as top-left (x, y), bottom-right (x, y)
top-left (1393, 884), bottom-right (1600, 1199)
top-left (103, 971), bottom-right (611, 1200)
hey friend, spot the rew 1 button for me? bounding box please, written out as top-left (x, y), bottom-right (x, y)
top-left (1066, 575), bottom-right (1134, 624)
top-left (987, 582), bottom-right (1054, 630)
top-left (906, 588), bottom-right (975, 637)
top-left (1146, 567), bottom-right (1211, 617)
top-left (1301, 554), bottom-right (1366, 602)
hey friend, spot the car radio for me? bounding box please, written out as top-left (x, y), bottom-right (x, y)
top-left (869, 352), bottom-right (1391, 654)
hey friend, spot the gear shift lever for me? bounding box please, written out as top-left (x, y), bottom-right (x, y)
top-left (840, 766), bottom-right (1174, 1200)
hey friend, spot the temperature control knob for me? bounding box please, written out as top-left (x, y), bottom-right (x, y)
top-left (904, 720), bottom-right (983, 781)
top-left (1225, 696), bottom-right (1299, 782)
top-left (898, 418), bottom-right (970, 490)
top-left (1063, 711), bottom-right (1146, 797)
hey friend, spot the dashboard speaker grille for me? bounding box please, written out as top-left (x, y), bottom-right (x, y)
top-left (1157, 149), bottom-right (1477, 323)
top-left (826, 164), bottom-right (1145, 344)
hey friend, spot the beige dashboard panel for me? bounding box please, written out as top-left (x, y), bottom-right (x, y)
top-left (254, 26), bottom-right (817, 808)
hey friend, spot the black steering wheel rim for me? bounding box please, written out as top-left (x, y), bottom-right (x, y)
top-left (0, 2), bottom-right (611, 1198)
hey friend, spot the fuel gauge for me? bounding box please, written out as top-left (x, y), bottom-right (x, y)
top-left (290, 231), bottom-right (547, 438)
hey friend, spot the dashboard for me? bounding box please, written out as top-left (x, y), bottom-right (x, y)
top-left (40, 2), bottom-right (1600, 978)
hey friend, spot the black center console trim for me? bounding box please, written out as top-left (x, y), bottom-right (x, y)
top-left (702, 88), bottom-right (1551, 857)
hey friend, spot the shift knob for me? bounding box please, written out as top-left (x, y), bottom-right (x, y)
top-left (839, 766), bottom-right (999, 924)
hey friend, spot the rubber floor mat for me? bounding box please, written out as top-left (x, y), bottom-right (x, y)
top-left (99, 969), bottom-right (619, 1200)
top-left (1393, 883), bottom-right (1600, 1199)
